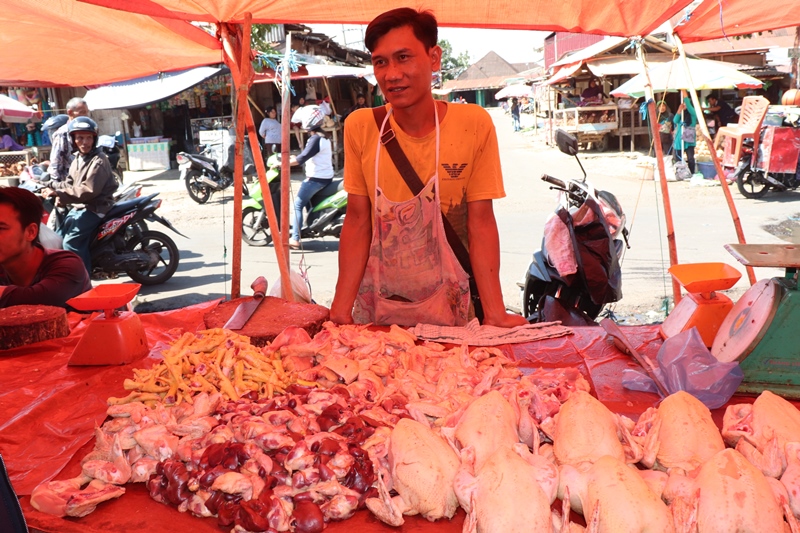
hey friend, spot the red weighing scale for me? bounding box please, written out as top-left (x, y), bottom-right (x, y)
top-left (660, 262), bottom-right (742, 347)
top-left (66, 283), bottom-right (149, 366)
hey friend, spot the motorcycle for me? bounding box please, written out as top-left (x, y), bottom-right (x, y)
top-left (519, 128), bottom-right (629, 325)
top-left (47, 191), bottom-right (184, 285)
top-left (177, 138), bottom-right (253, 204)
top-left (241, 151), bottom-right (347, 246)
top-left (732, 121), bottom-right (800, 199)
top-left (98, 133), bottom-right (124, 185)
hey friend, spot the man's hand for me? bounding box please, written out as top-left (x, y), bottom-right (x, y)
top-left (329, 306), bottom-right (355, 325)
top-left (40, 187), bottom-right (55, 198)
top-left (482, 311), bottom-right (529, 328)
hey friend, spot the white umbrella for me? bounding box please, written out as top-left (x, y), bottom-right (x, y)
top-left (0, 94), bottom-right (39, 124)
top-left (611, 58), bottom-right (762, 98)
top-left (495, 84), bottom-right (533, 100)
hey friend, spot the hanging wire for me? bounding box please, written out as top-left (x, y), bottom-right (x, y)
top-left (252, 50), bottom-right (302, 96)
top-left (221, 186), bottom-right (228, 297)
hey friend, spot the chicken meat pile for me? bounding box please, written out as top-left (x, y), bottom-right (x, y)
top-left (30, 322), bottom-right (800, 533)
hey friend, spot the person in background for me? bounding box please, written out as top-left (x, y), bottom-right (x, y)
top-left (287, 106), bottom-right (333, 249)
top-left (40, 117), bottom-right (117, 273)
top-left (0, 187), bottom-right (91, 309)
top-left (657, 101), bottom-right (674, 153)
top-left (49, 97), bottom-right (90, 183)
top-left (258, 106), bottom-right (281, 159)
top-left (0, 123), bottom-right (23, 151)
top-left (330, 7), bottom-right (527, 328)
top-left (673, 92), bottom-right (697, 175)
top-left (343, 93), bottom-right (368, 122)
top-left (581, 79), bottom-right (605, 104)
top-left (510, 97), bottom-right (521, 131)
top-left (704, 94), bottom-right (738, 135)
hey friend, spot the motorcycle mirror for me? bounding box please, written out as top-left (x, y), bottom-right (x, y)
top-left (555, 128), bottom-right (578, 156)
top-left (555, 128), bottom-right (587, 182)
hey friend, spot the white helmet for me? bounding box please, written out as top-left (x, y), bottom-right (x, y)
top-left (292, 105), bottom-right (325, 131)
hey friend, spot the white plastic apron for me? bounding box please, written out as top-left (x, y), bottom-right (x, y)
top-left (353, 105), bottom-right (470, 327)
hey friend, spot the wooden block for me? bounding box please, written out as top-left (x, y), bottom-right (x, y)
top-left (203, 296), bottom-right (330, 347)
top-left (0, 305), bottom-right (70, 350)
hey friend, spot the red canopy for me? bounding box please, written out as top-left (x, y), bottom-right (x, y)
top-left (80, 0), bottom-right (690, 37)
top-left (675, 0), bottom-right (800, 43)
top-left (0, 0), bottom-right (222, 87)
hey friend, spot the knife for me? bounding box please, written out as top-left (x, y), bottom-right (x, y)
top-left (224, 276), bottom-right (268, 330)
top-left (600, 318), bottom-right (670, 397)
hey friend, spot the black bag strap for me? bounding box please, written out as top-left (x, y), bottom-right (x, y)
top-left (372, 106), bottom-right (484, 321)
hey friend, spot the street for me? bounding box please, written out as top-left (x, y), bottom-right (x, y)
top-left (122, 107), bottom-right (800, 322)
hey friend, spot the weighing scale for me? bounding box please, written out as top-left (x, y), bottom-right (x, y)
top-left (713, 244), bottom-right (800, 398)
top-left (660, 262), bottom-right (742, 347)
top-left (66, 284), bottom-right (149, 366)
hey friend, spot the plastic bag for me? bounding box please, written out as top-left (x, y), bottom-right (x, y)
top-left (622, 327), bottom-right (743, 409)
top-left (269, 268), bottom-right (312, 303)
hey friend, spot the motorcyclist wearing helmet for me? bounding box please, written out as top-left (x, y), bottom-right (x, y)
top-left (288, 105), bottom-right (334, 249)
top-left (40, 116), bottom-right (118, 272)
top-left (48, 97), bottom-right (90, 184)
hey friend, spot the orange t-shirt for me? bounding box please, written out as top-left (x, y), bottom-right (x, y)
top-left (343, 102), bottom-right (505, 246)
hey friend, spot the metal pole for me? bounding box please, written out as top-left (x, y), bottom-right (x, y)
top-left (673, 33), bottom-right (756, 285)
top-left (636, 44), bottom-right (682, 304)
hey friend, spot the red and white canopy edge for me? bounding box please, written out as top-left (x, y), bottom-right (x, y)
top-left (0, 95), bottom-right (42, 124)
top-left (674, 0), bottom-right (800, 43)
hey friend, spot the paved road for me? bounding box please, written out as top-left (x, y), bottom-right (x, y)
top-left (119, 108), bottom-right (800, 322)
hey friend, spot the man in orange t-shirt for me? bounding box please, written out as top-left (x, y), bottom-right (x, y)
top-left (329, 7), bottom-right (527, 328)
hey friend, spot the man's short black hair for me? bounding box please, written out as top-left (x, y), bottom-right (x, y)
top-left (365, 8), bottom-right (438, 53)
top-left (0, 187), bottom-right (43, 244)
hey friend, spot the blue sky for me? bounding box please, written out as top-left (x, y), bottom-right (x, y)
top-left (309, 25), bottom-right (546, 65)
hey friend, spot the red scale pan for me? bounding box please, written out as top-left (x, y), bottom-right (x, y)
top-left (66, 284), bottom-right (149, 366)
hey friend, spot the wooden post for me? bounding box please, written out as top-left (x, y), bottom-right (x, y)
top-left (279, 30), bottom-right (293, 285)
top-left (636, 46), bottom-right (682, 304)
top-left (673, 34), bottom-right (756, 285)
top-left (221, 23), bottom-right (244, 299)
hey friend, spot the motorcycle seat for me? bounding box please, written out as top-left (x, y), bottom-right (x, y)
top-left (311, 179), bottom-right (344, 203)
top-left (103, 193), bottom-right (158, 219)
top-left (193, 154), bottom-right (219, 165)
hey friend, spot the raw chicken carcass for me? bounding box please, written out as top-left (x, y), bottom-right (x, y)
top-left (559, 455), bottom-right (674, 533)
top-left (723, 391), bottom-right (800, 478)
top-left (31, 475), bottom-right (126, 518)
top-left (443, 390), bottom-right (520, 471)
top-left (365, 418), bottom-right (460, 526)
top-left (454, 443), bottom-right (558, 533)
top-left (542, 391), bottom-right (640, 466)
top-left (668, 448), bottom-right (788, 533)
top-left (633, 391), bottom-right (725, 473)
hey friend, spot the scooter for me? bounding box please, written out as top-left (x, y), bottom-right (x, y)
top-left (732, 120), bottom-right (800, 198)
top-left (519, 128), bottom-right (629, 325)
top-left (241, 151), bottom-right (347, 246)
top-left (177, 138), bottom-right (253, 204)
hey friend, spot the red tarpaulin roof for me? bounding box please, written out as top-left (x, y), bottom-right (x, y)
top-left (79, 0), bottom-right (692, 37)
top-left (675, 0), bottom-right (800, 43)
top-left (0, 0), bottom-right (222, 87)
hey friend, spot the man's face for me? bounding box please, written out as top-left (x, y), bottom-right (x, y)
top-left (0, 204), bottom-right (35, 266)
top-left (69, 103), bottom-right (90, 120)
top-left (371, 25), bottom-right (441, 111)
top-left (357, 96), bottom-right (366, 106)
top-left (73, 131), bottom-right (95, 154)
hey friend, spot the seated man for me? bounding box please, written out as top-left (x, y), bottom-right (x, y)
top-left (40, 117), bottom-right (117, 273)
top-left (704, 95), bottom-right (739, 134)
top-left (0, 187), bottom-right (91, 308)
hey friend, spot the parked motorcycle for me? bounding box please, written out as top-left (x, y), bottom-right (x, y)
top-left (732, 124), bottom-right (800, 199)
top-left (177, 138), bottom-right (253, 204)
top-left (98, 133), bottom-right (124, 185)
top-left (241, 151), bottom-right (347, 246)
top-left (519, 128), bottom-right (628, 325)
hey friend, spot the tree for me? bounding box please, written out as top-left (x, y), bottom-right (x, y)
top-left (439, 39), bottom-right (471, 82)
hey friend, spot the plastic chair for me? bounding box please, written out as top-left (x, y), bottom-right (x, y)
top-left (713, 96), bottom-right (770, 167)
